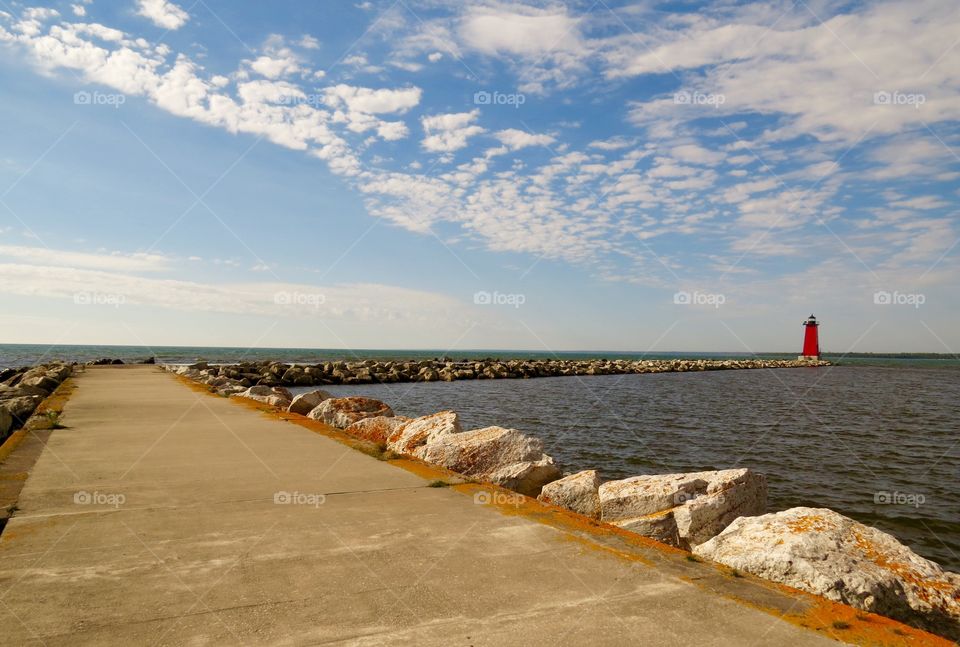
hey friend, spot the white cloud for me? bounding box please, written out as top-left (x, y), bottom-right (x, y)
top-left (421, 110), bottom-right (484, 153)
top-left (0, 245), bottom-right (171, 272)
top-left (249, 55), bottom-right (300, 79)
top-left (136, 0), bottom-right (189, 30)
top-left (0, 262), bottom-right (478, 327)
top-left (299, 35), bottom-right (320, 49)
top-left (670, 144), bottom-right (725, 166)
top-left (71, 4), bottom-right (87, 17)
top-left (459, 7), bottom-right (580, 57)
top-left (494, 128), bottom-right (554, 150)
top-left (323, 84), bottom-right (421, 114)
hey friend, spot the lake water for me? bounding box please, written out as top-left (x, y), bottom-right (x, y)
top-left (293, 365), bottom-right (959, 571)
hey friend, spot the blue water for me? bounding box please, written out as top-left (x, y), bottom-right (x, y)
top-left (291, 365), bottom-right (960, 571)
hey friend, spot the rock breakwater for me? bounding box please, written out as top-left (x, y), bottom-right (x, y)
top-left (168, 356), bottom-right (829, 389)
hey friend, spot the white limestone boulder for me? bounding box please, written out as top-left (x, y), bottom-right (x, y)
top-left (599, 468), bottom-right (766, 548)
top-left (387, 410), bottom-right (461, 457)
top-left (287, 389), bottom-right (333, 416)
top-left (693, 507), bottom-right (960, 641)
top-left (537, 470), bottom-right (602, 519)
top-left (346, 415), bottom-right (411, 445)
top-left (419, 425), bottom-right (561, 496)
top-left (307, 397), bottom-right (394, 429)
top-left (230, 385), bottom-right (292, 408)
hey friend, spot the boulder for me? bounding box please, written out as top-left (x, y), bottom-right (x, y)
top-left (287, 389), bottom-right (333, 416)
top-left (387, 410), bottom-right (461, 457)
top-left (0, 395), bottom-right (43, 423)
top-left (0, 406), bottom-right (12, 439)
top-left (599, 469), bottom-right (766, 548)
top-left (0, 384), bottom-right (50, 399)
top-left (537, 470), bottom-right (602, 519)
top-left (307, 397), bottom-right (393, 429)
top-left (345, 415), bottom-right (411, 444)
top-left (419, 425), bottom-right (561, 496)
top-left (230, 386), bottom-right (292, 408)
top-left (693, 507), bottom-right (960, 641)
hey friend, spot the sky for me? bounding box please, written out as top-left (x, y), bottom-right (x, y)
top-left (0, 0), bottom-right (957, 353)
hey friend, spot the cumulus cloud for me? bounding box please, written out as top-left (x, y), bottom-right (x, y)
top-left (421, 110), bottom-right (485, 153)
top-left (136, 0), bottom-right (189, 30)
top-left (494, 128), bottom-right (555, 151)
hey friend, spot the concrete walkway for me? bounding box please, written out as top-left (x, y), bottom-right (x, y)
top-left (0, 367), bottom-right (861, 645)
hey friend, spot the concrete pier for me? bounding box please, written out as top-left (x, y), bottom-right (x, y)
top-left (0, 366), bottom-right (938, 645)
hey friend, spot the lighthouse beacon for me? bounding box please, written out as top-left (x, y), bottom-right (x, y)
top-left (799, 314), bottom-right (821, 360)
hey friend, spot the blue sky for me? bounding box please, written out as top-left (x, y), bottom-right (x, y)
top-left (0, 0), bottom-right (957, 352)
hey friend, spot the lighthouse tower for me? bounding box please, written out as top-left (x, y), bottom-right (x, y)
top-left (799, 314), bottom-right (821, 360)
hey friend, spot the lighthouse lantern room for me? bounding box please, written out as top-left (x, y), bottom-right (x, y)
top-left (799, 314), bottom-right (821, 360)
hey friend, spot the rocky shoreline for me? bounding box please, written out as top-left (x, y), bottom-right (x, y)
top-left (162, 364), bottom-right (960, 641)
top-left (0, 363), bottom-right (73, 444)
top-left (166, 356), bottom-right (829, 389)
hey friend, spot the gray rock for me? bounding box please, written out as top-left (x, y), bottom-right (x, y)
top-left (306, 397), bottom-right (394, 429)
top-left (694, 507), bottom-right (960, 641)
top-left (287, 389), bottom-right (333, 416)
top-left (537, 470), bottom-right (601, 518)
top-left (419, 425), bottom-right (561, 496)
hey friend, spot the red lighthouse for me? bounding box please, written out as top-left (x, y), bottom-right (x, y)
top-left (800, 314), bottom-right (821, 360)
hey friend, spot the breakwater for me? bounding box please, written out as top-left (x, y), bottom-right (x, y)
top-left (176, 357), bottom-right (830, 388)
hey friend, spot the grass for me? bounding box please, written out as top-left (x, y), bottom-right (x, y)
top-left (357, 442), bottom-right (399, 462)
top-left (46, 412), bottom-right (68, 429)
top-left (831, 621), bottom-right (851, 630)
top-left (427, 480), bottom-right (450, 488)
